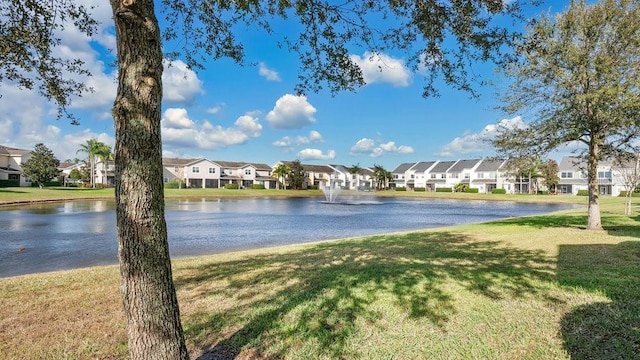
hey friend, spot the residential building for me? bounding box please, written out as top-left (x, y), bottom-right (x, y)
top-left (58, 161), bottom-right (85, 186)
top-left (557, 156), bottom-right (626, 196)
top-left (391, 162), bottom-right (417, 189)
top-left (0, 145), bottom-right (31, 186)
top-left (425, 160), bottom-right (457, 190)
top-left (411, 161), bottom-right (438, 189)
top-left (470, 159), bottom-right (507, 193)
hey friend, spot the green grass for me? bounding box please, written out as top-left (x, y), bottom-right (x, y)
top-left (1, 193), bottom-right (639, 359)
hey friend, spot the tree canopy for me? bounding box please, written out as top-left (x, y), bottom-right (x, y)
top-left (493, 0), bottom-right (640, 229)
top-left (21, 143), bottom-right (60, 188)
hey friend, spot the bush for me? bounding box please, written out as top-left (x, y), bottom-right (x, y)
top-left (225, 183), bottom-right (240, 189)
top-left (0, 180), bottom-right (20, 187)
top-left (576, 190), bottom-right (589, 196)
top-left (618, 191), bottom-right (640, 197)
top-left (491, 188), bottom-right (507, 194)
top-left (414, 187), bottom-right (426, 192)
top-left (250, 184), bottom-right (265, 190)
top-left (435, 187), bottom-right (452, 193)
top-left (164, 180), bottom-right (185, 189)
top-left (307, 185), bottom-right (318, 190)
top-left (464, 188), bottom-right (479, 193)
top-left (395, 187), bottom-right (407, 191)
top-left (537, 190), bottom-right (549, 195)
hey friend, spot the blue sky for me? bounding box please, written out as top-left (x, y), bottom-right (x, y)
top-left (0, 1), bottom-right (573, 170)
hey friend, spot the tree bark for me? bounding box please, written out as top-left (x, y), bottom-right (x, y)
top-left (587, 141), bottom-right (603, 230)
top-left (110, 0), bottom-right (188, 359)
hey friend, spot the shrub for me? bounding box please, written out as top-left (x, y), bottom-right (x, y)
top-left (576, 190), bottom-right (589, 196)
top-left (414, 187), bottom-right (426, 192)
top-left (395, 187), bottom-right (407, 191)
top-left (250, 184), bottom-right (265, 190)
top-left (537, 190), bottom-right (549, 195)
top-left (225, 183), bottom-right (240, 189)
top-left (464, 188), bottom-right (479, 193)
top-left (163, 180), bottom-right (185, 189)
top-left (0, 180), bottom-right (20, 187)
top-left (435, 187), bottom-right (452, 192)
top-left (491, 188), bottom-right (507, 194)
top-left (307, 185), bottom-right (318, 190)
top-left (619, 191), bottom-right (640, 197)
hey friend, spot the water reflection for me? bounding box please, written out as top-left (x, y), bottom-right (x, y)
top-left (0, 197), bottom-right (575, 278)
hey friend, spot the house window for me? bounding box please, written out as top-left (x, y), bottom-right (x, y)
top-left (192, 166), bottom-right (200, 173)
top-left (464, 173), bottom-right (470, 179)
top-left (245, 169), bottom-right (251, 175)
top-left (430, 174), bottom-right (437, 179)
top-left (174, 166), bottom-right (179, 172)
top-left (561, 172), bottom-right (573, 178)
top-left (164, 177), bottom-right (168, 182)
top-left (440, 174), bottom-right (446, 179)
top-left (209, 168), bottom-right (216, 174)
top-left (477, 173), bottom-right (485, 179)
top-left (598, 171), bottom-right (611, 179)
top-left (451, 173), bottom-right (459, 179)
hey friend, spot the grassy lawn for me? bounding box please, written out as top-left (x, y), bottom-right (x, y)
top-left (1, 191), bottom-right (639, 359)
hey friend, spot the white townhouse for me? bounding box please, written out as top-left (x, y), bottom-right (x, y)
top-left (557, 156), bottom-right (627, 196)
top-left (425, 160), bottom-right (457, 190)
top-left (327, 164), bottom-right (351, 189)
top-left (391, 162), bottom-right (417, 189)
top-left (0, 145), bottom-right (32, 187)
top-left (250, 163), bottom-right (276, 189)
top-left (411, 161), bottom-right (438, 189)
top-left (275, 162), bottom-right (335, 189)
top-left (94, 158), bottom-right (116, 186)
top-left (469, 159), bottom-right (508, 193)
top-left (445, 159), bottom-right (481, 188)
top-left (358, 167), bottom-right (375, 191)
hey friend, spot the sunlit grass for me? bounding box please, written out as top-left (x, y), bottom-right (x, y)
top-left (1, 194), bottom-right (638, 359)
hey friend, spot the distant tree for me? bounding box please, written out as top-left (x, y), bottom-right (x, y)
top-left (21, 143), bottom-right (60, 188)
top-left (68, 168), bottom-right (83, 184)
top-left (613, 152), bottom-right (640, 215)
top-left (539, 159), bottom-right (560, 194)
top-left (493, 0), bottom-right (640, 230)
top-left (272, 163), bottom-right (291, 190)
top-left (288, 160), bottom-right (306, 190)
top-left (77, 139), bottom-right (110, 188)
top-left (349, 164), bottom-right (363, 190)
top-left (373, 165), bottom-right (392, 190)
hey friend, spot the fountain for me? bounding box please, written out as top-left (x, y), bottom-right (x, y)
top-left (322, 182), bottom-right (342, 203)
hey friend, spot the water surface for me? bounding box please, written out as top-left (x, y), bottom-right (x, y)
top-left (0, 196), bottom-right (573, 277)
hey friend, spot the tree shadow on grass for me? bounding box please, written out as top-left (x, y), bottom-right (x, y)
top-left (488, 211), bottom-right (640, 239)
top-left (0, 188), bottom-right (27, 194)
top-left (174, 231), bottom-right (556, 359)
top-left (558, 242), bottom-right (640, 359)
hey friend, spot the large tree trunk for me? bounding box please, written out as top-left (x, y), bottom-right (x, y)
top-left (110, 1), bottom-right (188, 359)
top-left (586, 142), bottom-right (603, 230)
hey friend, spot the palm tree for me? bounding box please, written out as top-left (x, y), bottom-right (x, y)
top-left (272, 163), bottom-right (291, 190)
top-left (349, 163), bottom-right (363, 191)
top-left (372, 164), bottom-right (389, 190)
top-left (77, 138), bottom-right (110, 188)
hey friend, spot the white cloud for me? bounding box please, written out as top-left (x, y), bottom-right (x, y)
top-left (350, 137), bottom-right (413, 158)
top-left (298, 148), bottom-right (336, 160)
top-left (161, 108), bottom-right (262, 151)
top-left (266, 94), bottom-right (317, 129)
top-left (272, 130), bottom-right (324, 147)
top-left (437, 116), bottom-right (526, 157)
top-left (207, 104), bottom-right (225, 114)
top-left (162, 60), bottom-right (204, 104)
top-left (350, 51), bottom-right (411, 87)
top-left (258, 62), bottom-right (281, 81)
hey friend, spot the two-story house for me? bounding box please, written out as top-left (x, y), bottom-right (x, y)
top-left (0, 145), bottom-right (31, 186)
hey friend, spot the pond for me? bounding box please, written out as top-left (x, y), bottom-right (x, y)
top-left (0, 196), bottom-right (574, 278)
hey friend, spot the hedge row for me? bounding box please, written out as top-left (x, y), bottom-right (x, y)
top-left (0, 180), bottom-right (20, 187)
top-left (436, 187), bottom-right (452, 192)
top-left (491, 188), bottom-right (507, 194)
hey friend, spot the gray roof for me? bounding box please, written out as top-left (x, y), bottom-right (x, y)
top-left (280, 161), bottom-right (334, 173)
top-left (449, 159), bottom-right (481, 173)
top-left (411, 161), bottom-right (437, 172)
top-left (475, 159), bottom-right (505, 172)
top-left (430, 160), bottom-right (457, 173)
top-left (162, 157), bottom-right (200, 166)
top-left (558, 156), bottom-right (585, 171)
top-left (392, 162), bottom-right (416, 173)
top-left (0, 145), bottom-right (30, 156)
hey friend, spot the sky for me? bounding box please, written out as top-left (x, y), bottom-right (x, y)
top-left (0, 1), bottom-right (575, 170)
